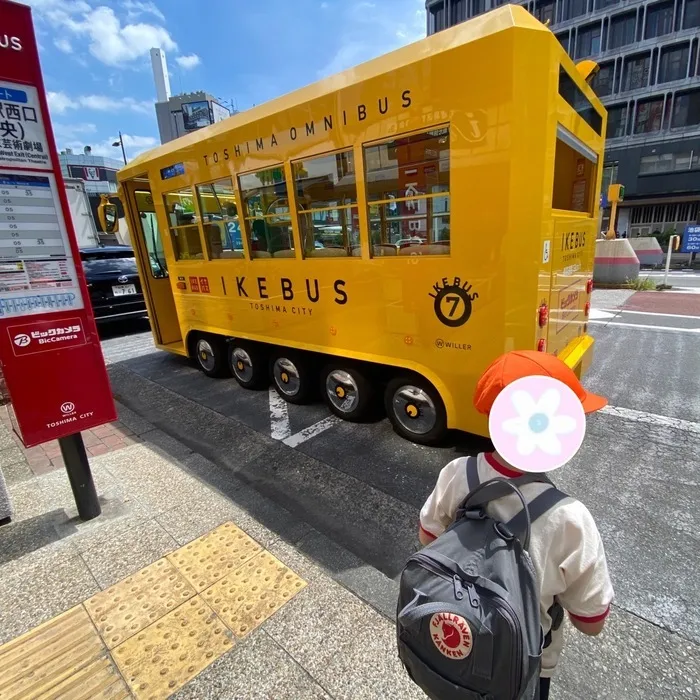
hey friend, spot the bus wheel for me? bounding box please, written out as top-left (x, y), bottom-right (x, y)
top-left (193, 334), bottom-right (229, 378)
top-left (384, 376), bottom-right (447, 445)
top-left (270, 352), bottom-right (314, 404)
top-left (229, 343), bottom-right (267, 389)
top-left (322, 365), bottom-right (374, 421)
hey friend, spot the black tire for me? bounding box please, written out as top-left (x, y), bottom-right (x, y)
top-left (384, 375), bottom-right (447, 445)
top-left (321, 364), bottom-right (374, 421)
top-left (192, 333), bottom-right (229, 378)
top-left (229, 342), bottom-right (267, 389)
top-left (269, 351), bottom-right (315, 404)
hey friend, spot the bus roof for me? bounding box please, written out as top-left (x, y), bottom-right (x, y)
top-left (119, 5), bottom-right (548, 179)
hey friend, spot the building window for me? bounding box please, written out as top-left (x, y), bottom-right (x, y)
top-left (364, 128), bottom-right (450, 256)
top-left (594, 0), bottom-right (619, 9)
top-left (591, 62), bottom-right (614, 97)
top-left (555, 31), bottom-right (570, 52)
top-left (609, 12), bottom-right (636, 50)
top-left (196, 179), bottom-right (243, 259)
top-left (534, 0), bottom-right (555, 25)
top-left (634, 97), bottom-right (664, 134)
top-left (683, 0), bottom-right (700, 29)
top-left (293, 150), bottom-right (359, 257)
top-left (622, 53), bottom-right (651, 92)
top-left (451, 0), bottom-right (467, 24)
top-left (428, 1), bottom-right (446, 33)
top-left (163, 187), bottom-right (204, 261)
top-left (645, 1), bottom-right (674, 39)
top-left (671, 89), bottom-right (700, 128)
top-left (607, 104), bottom-right (628, 138)
top-left (602, 162), bottom-right (618, 193)
top-left (639, 152), bottom-right (697, 173)
top-left (658, 44), bottom-right (690, 84)
top-left (238, 167), bottom-right (294, 258)
top-left (562, 0), bottom-right (588, 22)
top-left (576, 23), bottom-right (601, 58)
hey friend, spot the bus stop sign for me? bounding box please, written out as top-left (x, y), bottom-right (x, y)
top-left (0, 0), bottom-right (116, 448)
top-left (681, 225), bottom-right (700, 254)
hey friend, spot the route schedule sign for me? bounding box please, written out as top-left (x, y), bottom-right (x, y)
top-left (681, 225), bottom-right (700, 254)
top-left (0, 0), bottom-right (116, 447)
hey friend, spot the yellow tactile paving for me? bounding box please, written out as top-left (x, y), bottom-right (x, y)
top-left (0, 522), bottom-right (307, 700)
top-left (202, 550), bottom-right (307, 638)
top-left (0, 605), bottom-right (129, 700)
top-left (166, 521), bottom-right (263, 592)
top-left (85, 558), bottom-right (196, 649)
top-left (112, 597), bottom-right (233, 700)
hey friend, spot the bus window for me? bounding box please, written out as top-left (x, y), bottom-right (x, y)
top-left (552, 124), bottom-right (598, 215)
top-left (364, 128), bottom-right (450, 256)
top-left (196, 179), bottom-right (244, 259)
top-left (135, 190), bottom-right (168, 278)
top-left (238, 167), bottom-right (294, 258)
top-left (163, 187), bottom-right (204, 260)
top-left (293, 150), bottom-right (359, 258)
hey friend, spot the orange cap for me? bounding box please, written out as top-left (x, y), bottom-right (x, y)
top-left (473, 350), bottom-right (607, 415)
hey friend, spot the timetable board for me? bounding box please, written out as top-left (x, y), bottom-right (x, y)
top-left (0, 170), bottom-right (83, 317)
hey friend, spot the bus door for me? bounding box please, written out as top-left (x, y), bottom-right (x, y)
top-left (122, 180), bottom-right (182, 346)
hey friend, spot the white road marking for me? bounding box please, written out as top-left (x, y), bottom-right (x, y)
top-left (669, 287), bottom-right (700, 294)
top-left (588, 320), bottom-right (700, 333)
top-left (269, 388), bottom-right (292, 440)
top-left (282, 416), bottom-right (341, 448)
top-left (588, 309), bottom-right (618, 320)
top-left (597, 308), bottom-right (700, 320)
top-left (600, 405), bottom-right (700, 435)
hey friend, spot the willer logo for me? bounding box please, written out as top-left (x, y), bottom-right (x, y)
top-left (60, 402), bottom-right (75, 415)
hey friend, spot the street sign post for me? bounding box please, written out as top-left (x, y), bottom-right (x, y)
top-left (0, 0), bottom-right (116, 520)
top-left (681, 224), bottom-right (700, 254)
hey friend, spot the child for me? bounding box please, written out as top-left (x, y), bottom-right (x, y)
top-left (419, 350), bottom-right (614, 700)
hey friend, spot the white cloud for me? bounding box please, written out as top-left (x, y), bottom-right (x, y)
top-left (318, 0), bottom-right (425, 78)
top-left (47, 90), bottom-right (153, 116)
top-left (27, 1), bottom-right (177, 67)
top-left (320, 1), bottom-right (329, 7)
top-left (54, 37), bottom-right (73, 53)
top-left (60, 133), bottom-right (158, 159)
top-left (52, 122), bottom-right (97, 139)
top-left (175, 53), bottom-right (201, 70)
top-left (123, 0), bottom-right (165, 22)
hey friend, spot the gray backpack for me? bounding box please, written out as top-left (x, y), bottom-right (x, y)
top-left (397, 457), bottom-right (567, 700)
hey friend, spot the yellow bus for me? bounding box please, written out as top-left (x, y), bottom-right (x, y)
top-left (117, 5), bottom-right (606, 444)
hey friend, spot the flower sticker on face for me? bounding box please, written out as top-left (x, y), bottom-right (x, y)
top-left (488, 376), bottom-right (586, 472)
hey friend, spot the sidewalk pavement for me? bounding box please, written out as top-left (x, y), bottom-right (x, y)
top-left (0, 404), bottom-right (424, 700)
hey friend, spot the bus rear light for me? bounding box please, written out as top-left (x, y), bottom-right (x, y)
top-left (586, 279), bottom-right (594, 294)
top-left (584, 301), bottom-right (591, 317)
top-left (538, 303), bottom-right (549, 327)
top-left (537, 338), bottom-right (547, 352)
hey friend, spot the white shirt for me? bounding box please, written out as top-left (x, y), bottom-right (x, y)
top-left (419, 452), bottom-right (614, 678)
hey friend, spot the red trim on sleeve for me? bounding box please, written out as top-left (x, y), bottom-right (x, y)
top-left (419, 524), bottom-right (437, 541)
top-left (484, 452), bottom-right (522, 479)
top-left (568, 605), bottom-right (611, 624)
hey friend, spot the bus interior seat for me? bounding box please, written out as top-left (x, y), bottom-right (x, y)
top-left (307, 247), bottom-right (347, 257)
top-left (251, 250), bottom-right (272, 258)
top-left (398, 244), bottom-right (449, 256)
top-left (220, 250), bottom-right (244, 259)
top-left (272, 249), bottom-right (296, 258)
top-left (350, 245), bottom-right (397, 257)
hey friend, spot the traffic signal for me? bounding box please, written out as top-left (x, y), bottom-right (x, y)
top-left (607, 184), bottom-right (625, 203)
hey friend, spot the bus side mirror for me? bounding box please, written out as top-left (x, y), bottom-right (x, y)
top-left (98, 202), bottom-right (119, 234)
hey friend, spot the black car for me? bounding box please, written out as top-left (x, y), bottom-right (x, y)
top-left (80, 246), bottom-right (147, 322)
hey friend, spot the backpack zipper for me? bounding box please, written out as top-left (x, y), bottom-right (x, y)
top-left (410, 551), bottom-right (526, 700)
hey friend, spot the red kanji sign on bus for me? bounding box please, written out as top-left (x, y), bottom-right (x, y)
top-left (0, 0), bottom-right (116, 447)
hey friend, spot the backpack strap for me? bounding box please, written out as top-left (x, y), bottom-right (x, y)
top-left (505, 486), bottom-right (568, 536)
top-left (466, 455), bottom-right (480, 492)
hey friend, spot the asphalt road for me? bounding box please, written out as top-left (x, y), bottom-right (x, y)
top-left (100, 290), bottom-right (700, 699)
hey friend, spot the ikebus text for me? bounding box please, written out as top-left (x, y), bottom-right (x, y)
top-left (235, 276), bottom-right (348, 305)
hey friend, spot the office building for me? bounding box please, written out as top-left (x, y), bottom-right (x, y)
top-left (150, 48), bottom-right (233, 144)
top-left (58, 148), bottom-right (121, 195)
top-left (426, 0), bottom-right (700, 237)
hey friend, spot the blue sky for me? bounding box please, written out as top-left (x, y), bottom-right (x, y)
top-left (24, 0), bottom-right (426, 162)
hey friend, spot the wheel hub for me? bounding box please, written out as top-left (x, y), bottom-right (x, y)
top-left (196, 339), bottom-right (216, 372)
top-left (231, 348), bottom-right (253, 382)
top-left (393, 386), bottom-right (436, 435)
top-left (273, 358), bottom-right (300, 396)
top-left (326, 370), bottom-right (358, 412)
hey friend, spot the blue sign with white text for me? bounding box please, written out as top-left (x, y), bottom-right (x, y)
top-left (0, 87), bottom-right (28, 103)
top-left (681, 225), bottom-right (700, 253)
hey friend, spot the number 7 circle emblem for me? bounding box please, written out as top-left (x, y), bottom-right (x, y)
top-left (434, 285), bottom-right (474, 327)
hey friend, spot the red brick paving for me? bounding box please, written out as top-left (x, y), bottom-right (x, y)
top-left (4, 417), bottom-right (139, 477)
top-left (624, 292), bottom-right (700, 317)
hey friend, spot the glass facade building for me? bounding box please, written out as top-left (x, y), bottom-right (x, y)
top-left (426, 0), bottom-right (700, 236)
